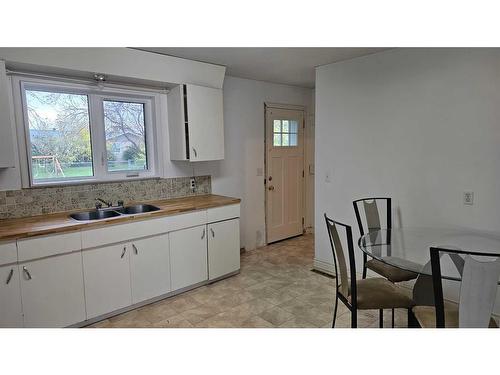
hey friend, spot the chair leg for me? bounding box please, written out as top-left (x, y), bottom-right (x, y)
top-left (407, 308), bottom-right (419, 328)
top-left (379, 309), bottom-right (383, 328)
top-left (392, 308), bottom-right (395, 328)
top-left (362, 253), bottom-right (368, 279)
top-left (351, 309), bottom-right (357, 328)
top-left (332, 294), bottom-right (339, 328)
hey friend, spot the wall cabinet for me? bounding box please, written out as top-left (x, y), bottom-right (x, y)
top-left (208, 219), bottom-right (240, 280)
top-left (0, 264), bottom-right (23, 327)
top-left (168, 84), bottom-right (224, 162)
top-left (130, 234), bottom-right (171, 304)
top-left (0, 60), bottom-right (15, 168)
top-left (170, 225), bottom-right (208, 290)
top-left (19, 252), bottom-right (86, 327)
top-left (83, 243), bottom-right (132, 319)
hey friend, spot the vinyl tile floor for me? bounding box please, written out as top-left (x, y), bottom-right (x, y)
top-left (87, 233), bottom-right (408, 328)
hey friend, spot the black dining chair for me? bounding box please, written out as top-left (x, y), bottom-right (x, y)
top-left (412, 247), bottom-right (500, 328)
top-left (324, 213), bottom-right (415, 328)
top-left (353, 197), bottom-right (418, 326)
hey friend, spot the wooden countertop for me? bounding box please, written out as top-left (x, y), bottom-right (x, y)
top-left (0, 194), bottom-right (241, 242)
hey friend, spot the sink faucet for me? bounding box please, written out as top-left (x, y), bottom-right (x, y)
top-left (95, 198), bottom-right (112, 209)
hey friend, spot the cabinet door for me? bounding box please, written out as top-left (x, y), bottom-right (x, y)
top-left (208, 219), bottom-right (240, 280)
top-left (130, 234), bottom-right (171, 304)
top-left (169, 225), bottom-right (208, 290)
top-left (0, 264), bottom-right (23, 327)
top-left (186, 84), bottom-right (224, 161)
top-left (20, 252), bottom-right (86, 327)
top-left (83, 244), bottom-right (132, 319)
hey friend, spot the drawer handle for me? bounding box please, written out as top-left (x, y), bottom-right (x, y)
top-left (121, 246), bottom-right (127, 259)
top-left (23, 266), bottom-right (32, 280)
top-left (6, 269), bottom-right (14, 285)
top-left (192, 147), bottom-right (198, 158)
top-left (201, 228), bottom-right (206, 239)
top-left (210, 228), bottom-right (215, 238)
top-left (132, 244), bottom-right (138, 255)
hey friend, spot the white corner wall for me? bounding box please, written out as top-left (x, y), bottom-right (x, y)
top-left (207, 76), bottom-right (314, 250)
top-left (315, 48), bottom-right (500, 311)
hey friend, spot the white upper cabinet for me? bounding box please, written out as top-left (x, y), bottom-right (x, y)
top-left (168, 84), bottom-right (224, 162)
top-left (0, 60), bottom-right (15, 168)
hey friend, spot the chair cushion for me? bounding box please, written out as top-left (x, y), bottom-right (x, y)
top-left (366, 259), bottom-right (418, 283)
top-left (343, 278), bottom-right (415, 310)
top-left (412, 304), bottom-right (498, 328)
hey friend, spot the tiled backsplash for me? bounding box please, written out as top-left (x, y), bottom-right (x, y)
top-left (0, 176), bottom-right (211, 220)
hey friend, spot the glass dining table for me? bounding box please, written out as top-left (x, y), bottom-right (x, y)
top-left (358, 227), bottom-right (500, 305)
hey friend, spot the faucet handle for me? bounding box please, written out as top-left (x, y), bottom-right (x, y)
top-left (95, 202), bottom-right (103, 210)
top-left (117, 200), bottom-right (124, 207)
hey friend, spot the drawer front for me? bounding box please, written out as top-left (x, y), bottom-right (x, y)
top-left (207, 204), bottom-right (240, 223)
top-left (0, 242), bottom-right (17, 266)
top-left (81, 210), bottom-right (207, 249)
top-left (17, 231), bottom-right (82, 262)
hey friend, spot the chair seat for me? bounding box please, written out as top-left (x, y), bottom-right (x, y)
top-left (412, 304), bottom-right (498, 328)
top-left (366, 258), bottom-right (418, 283)
top-left (342, 278), bottom-right (415, 310)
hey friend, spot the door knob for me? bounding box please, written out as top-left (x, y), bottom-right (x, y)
top-left (268, 186), bottom-right (275, 191)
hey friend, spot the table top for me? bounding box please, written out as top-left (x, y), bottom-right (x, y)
top-left (358, 227), bottom-right (500, 280)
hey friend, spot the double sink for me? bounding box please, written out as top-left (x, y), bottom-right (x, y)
top-left (70, 204), bottom-right (161, 221)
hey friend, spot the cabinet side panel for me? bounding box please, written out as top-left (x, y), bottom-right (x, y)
top-left (167, 85), bottom-right (188, 161)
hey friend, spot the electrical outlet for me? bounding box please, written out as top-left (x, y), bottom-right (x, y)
top-left (464, 191), bottom-right (474, 205)
top-left (190, 178), bottom-right (196, 192)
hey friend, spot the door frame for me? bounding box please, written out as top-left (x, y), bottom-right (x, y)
top-left (264, 102), bottom-right (307, 245)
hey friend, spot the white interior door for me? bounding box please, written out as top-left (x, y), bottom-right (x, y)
top-left (265, 106), bottom-right (305, 243)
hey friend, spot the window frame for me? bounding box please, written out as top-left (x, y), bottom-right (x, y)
top-left (14, 76), bottom-right (160, 187)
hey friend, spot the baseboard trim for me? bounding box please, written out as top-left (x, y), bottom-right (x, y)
top-left (313, 258), bottom-right (336, 277)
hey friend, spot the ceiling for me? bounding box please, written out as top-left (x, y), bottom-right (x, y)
top-left (139, 48), bottom-right (388, 88)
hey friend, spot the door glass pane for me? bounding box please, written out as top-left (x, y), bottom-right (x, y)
top-left (290, 133), bottom-right (298, 146)
top-left (273, 133), bottom-right (282, 146)
top-left (103, 100), bottom-right (148, 171)
top-left (290, 120), bottom-right (298, 133)
top-left (282, 133), bottom-right (289, 146)
top-left (282, 120), bottom-right (289, 133)
top-left (273, 120), bottom-right (281, 133)
top-left (25, 89), bottom-right (93, 182)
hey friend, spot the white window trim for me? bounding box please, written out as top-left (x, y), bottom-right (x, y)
top-left (11, 75), bottom-right (164, 187)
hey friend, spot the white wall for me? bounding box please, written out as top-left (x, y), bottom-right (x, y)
top-left (199, 76), bottom-right (314, 250)
top-left (315, 48), bottom-right (500, 311)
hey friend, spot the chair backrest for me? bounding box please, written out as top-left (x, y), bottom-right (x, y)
top-left (430, 247), bottom-right (500, 328)
top-left (324, 214), bottom-right (357, 300)
top-left (353, 197), bottom-right (392, 235)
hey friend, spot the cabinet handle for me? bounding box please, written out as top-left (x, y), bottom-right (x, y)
top-left (23, 266), bottom-right (32, 280)
top-left (121, 246), bottom-right (127, 259)
top-left (6, 268), bottom-right (13, 285)
top-left (192, 147), bottom-right (197, 158)
top-left (132, 244), bottom-right (138, 255)
top-left (201, 228), bottom-right (206, 239)
top-left (210, 228), bottom-right (215, 238)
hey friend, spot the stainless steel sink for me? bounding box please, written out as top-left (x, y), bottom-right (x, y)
top-left (117, 204), bottom-right (161, 215)
top-left (69, 204), bottom-right (161, 221)
top-left (70, 210), bottom-right (122, 221)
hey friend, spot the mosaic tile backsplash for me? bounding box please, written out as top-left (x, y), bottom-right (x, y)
top-left (0, 176), bottom-right (211, 220)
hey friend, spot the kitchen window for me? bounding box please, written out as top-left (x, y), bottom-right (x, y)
top-left (16, 77), bottom-right (159, 186)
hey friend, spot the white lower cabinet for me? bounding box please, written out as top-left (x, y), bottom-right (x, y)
top-left (208, 219), bottom-right (240, 280)
top-left (0, 264), bottom-right (23, 327)
top-left (83, 244), bottom-right (132, 319)
top-left (170, 225), bottom-right (208, 290)
top-left (20, 252), bottom-right (86, 327)
top-left (130, 234), bottom-right (171, 304)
